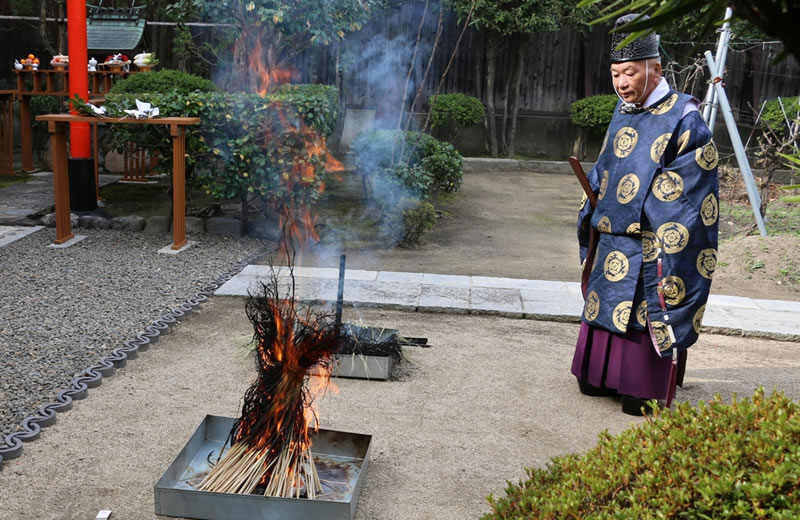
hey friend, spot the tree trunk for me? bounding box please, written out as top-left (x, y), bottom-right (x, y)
top-left (485, 33), bottom-right (499, 158)
top-left (57, 2), bottom-right (66, 54)
top-left (506, 36), bottom-right (527, 158)
top-left (38, 0), bottom-right (56, 56)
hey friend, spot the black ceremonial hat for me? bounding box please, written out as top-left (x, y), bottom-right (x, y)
top-left (610, 14), bottom-right (660, 63)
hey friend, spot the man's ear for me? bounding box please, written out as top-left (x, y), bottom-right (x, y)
top-left (653, 61), bottom-right (662, 77)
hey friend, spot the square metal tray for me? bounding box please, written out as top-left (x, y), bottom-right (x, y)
top-left (154, 415), bottom-right (372, 520)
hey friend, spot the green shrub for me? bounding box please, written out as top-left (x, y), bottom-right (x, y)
top-left (483, 388), bottom-right (800, 520)
top-left (761, 96), bottom-right (800, 137)
top-left (383, 197), bottom-right (436, 247)
top-left (30, 95), bottom-right (64, 152)
top-left (570, 95), bottom-right (618, 136)
top-left (107, 69), bottom-right (217, 96)
top-left (429, 93), bottom-right (484, 142)
top-left (99, 86), bottom-right (338, 225)
top-left (352, 129), bottom-right (463, 198)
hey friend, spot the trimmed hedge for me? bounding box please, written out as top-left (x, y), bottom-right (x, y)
top-left (570, 94), bottom-right (618, 136)
top-left (483, 388), bottom-right (800, 519)
top-left (108, 69), bottom-right (217, 96)
top-left (429, 93), bottom-right (484, 142)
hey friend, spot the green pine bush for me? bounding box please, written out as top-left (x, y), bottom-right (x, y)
top-left (429, 93), bottom-right (485, 142)
top-left (570, 95), bottom-right (618, 136)
top-left (483, 388), bottom-right (800, 520)
top-left (108, 69), bottom-right (217, 96)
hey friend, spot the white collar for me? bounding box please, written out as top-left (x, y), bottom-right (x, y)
top-left (644, 77), bottom-right (670, 107)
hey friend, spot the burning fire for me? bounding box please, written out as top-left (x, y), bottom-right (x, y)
top-left (198, 276), bottom-right (340, 498)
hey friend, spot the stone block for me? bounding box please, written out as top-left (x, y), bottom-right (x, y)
top-left (78, 215), bottom-right (112, 229)
top-left (111, 215), bottom-right (146, 231)
top-left (185, 217), bottom-right (205, 234)
top-left (144, 215), bottom-right (170, 234)
top-left (246, 217), bottom-right (281, 241)
top-left (206, 217), bottom-right (242, 236)
top-left (40, 212), bottom-right (78, 228)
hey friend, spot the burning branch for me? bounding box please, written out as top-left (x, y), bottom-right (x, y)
top-left (199, 272), bottom-right (339, 498)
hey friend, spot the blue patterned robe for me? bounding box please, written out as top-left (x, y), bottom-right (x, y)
top-left (577, 90), bottom-right (719, 356)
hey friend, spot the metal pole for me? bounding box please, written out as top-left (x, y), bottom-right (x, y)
top-left (705, 51), bottom-right (767, 237)
top-left (702, 7), bottom-right (734, 131)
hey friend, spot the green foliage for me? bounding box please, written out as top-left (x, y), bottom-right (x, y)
top-left (352, 129), bottom-right (464, 198)
top-left (445, 0), bottom-right (598, 36)
top-left (101, 86), bottom-right (338, 218)
top-left (30, 95), bottom-right (64, 152)
top-left (429, 93), bottom-right (485, 142)
top-left (108, 69), bottom-right (217, 96)
top-left (761, 97), bottom-right (800, 137)
top-left (352, 129), bottom-right (462, 244)
top-left (483, 388), bottom-right (800, 519)
top-left (577, 0), bottom-right (800, 62)
top-left (570, 95), bottom-right (617, 136)
top-left (178, 0), bottom-right (381, 45)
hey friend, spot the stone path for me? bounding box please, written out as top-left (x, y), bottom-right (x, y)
top-left (0, 225), bottom-right (44, 247)
top-left (0, 172), bottom-right (121, 225)
top-left (217, 265), bottom-right (800, 340)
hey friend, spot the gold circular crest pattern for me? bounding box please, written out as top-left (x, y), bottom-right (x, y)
top-left (580, 191), bottom-right (588, 210)
top-left (696, 248), bottom-right (717, 279)
top-left (612, 301), bottom-right (633, 332)
top-left (598, 170), bottom-right (610, 200)
top-left (613, 127), bottom-right (639, 158)
top-left (656, 222), bottom-right (689, 254)
top-left (650, 132), bottom-right (672, 163)
top-left (696, 141), bottom-right (719, 170)
top-left (597, 216), bottom-right (612, 233)
top-left (652, 171), bottom-right (684, 202)
top-left (584, 291), bottom-right (600, 321)
top-left (649, 93), bottom-right (678, 115)
top-left (626, 222), bottom-right (641, 235)
top-left (642, 231), bottom-right (659, 262)
top-left (677, 129), bottom-right (691, 153)
top-left (650, 321), bottom-right (673, 351)
top-left (604, 250), bottom-right (630, 282)
top-left (693, 304), bottom-right (706, 333)
top-left (661, 275), bottom-right (686, 306)
top-left (616, 173), bottom-right (640, 204)
top-left (636, 299), bottom-right (648, 327)
top-left (701, 193), bottom-right (718, 226)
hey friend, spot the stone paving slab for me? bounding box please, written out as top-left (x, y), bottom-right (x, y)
top-left (215, 268), bottom-right (800, 341)
top-left (0, 225), bottom-right (43, 247)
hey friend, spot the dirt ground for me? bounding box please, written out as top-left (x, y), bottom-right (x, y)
top-left (279, 168), bottom-right (800, 302)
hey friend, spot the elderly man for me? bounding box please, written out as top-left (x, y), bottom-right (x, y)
top-left (571, 14), bottom-right (719, 416)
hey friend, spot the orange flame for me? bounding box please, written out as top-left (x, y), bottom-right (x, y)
top-left (248, 38), bottom-right (293, 97)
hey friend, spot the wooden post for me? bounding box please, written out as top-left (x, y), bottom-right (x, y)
top-left (19, 97), bottom-right (33, 171)
top-left (170, 123), bottom-right (187, 250)
top-left (50, 121), bottom-right (74, 244)
top-left (93, 122), bottom-right (100, 200)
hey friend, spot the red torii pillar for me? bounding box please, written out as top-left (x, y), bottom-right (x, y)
top-left (65, 0), bottom-right (96, 211)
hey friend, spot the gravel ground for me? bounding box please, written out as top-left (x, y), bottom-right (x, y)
top-left (0, 228), bottom-right (268, 436)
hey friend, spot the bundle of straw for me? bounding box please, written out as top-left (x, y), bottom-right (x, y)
top-left (199, 274), bottom-right (338, 498)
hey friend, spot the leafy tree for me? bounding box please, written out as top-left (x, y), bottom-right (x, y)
top-left (166, 0), bottom-right (383, 92)
top-left (576, 0), bottom-right (800, 62)
top-left (445, 0), bottom-right (597, 157)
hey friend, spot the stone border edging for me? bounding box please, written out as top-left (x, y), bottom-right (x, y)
top-left (0, 249), bottom-right (268, 470)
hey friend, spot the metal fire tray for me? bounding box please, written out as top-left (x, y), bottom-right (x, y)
top-left (154, 415), bottom-right (372, 520)
top-left (330, 353), bottom-right (393, 380)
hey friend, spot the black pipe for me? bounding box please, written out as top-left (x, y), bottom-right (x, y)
top-left (335, 254), bottom-right (346, 332)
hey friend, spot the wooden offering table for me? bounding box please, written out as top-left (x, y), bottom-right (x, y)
top-left (35, 114), bottom-right (200, 251)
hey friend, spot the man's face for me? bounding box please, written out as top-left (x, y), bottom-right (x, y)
top-left (611, 60), bottom-right (659, 104)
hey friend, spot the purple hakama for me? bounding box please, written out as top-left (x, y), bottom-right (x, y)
top-left (571, 321), bottom-right (686, 400)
